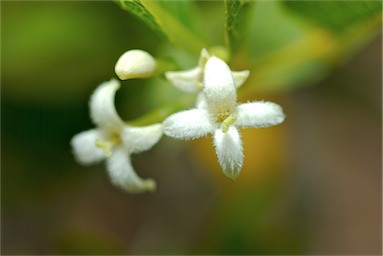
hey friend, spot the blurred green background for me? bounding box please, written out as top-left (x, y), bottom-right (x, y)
top-left (1, 1), bottom-right (382, 255)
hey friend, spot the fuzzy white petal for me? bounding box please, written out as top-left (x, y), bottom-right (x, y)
top-left (214, 127), bottom-right (244, 180)
top-left (115, 49), bottom-right (156, 80)
top-left (165, 67), bottom-right (201, 93)
top-left (195, 93), bottom-right (207, 109)
top-left (236, 101), bottom-right (286, 128)
top-left (163, 109), bottom-right (213, 140)
top-left (90, 79), bottom-right (124, 133)
top-left (71, 129), bottom-right (106, 165)
top-left (203, 56), bottom-right (236, 113)
top-left (232, 70), bottom-right (250, 88)
top-left (121, 124), bottom-right (163, 154)
top-left (106, 147), bottom-right (156, 193)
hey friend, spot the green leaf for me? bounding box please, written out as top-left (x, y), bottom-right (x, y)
top-left (118, 0), bottom-right (169, 41)
top-left (118, 0), bottom-right (207, 55)
top-left (283, 1), bottom-right (383, 32)
top-left (224, 0), bottom-right (253, 55)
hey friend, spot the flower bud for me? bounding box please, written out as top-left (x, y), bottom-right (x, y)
top-left (115, 49), bottom-right (156, 80)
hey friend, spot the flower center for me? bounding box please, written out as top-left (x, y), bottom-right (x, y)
top-left (216, 110), bottom-right (237, 133)
top-left (95, 133), bottom-right (122, 157)
top-left (216, 110), bottom-right (231, 123)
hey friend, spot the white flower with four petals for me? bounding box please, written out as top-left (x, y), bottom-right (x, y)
top-left (163, 56), bottom-right (285, 180)
top-left (71, 79), bottom-right (163, 193)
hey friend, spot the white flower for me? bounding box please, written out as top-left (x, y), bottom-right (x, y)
top-left (115, 49), bottom-right (156, 80)
top-left (165, 48), bottom-right (250, 93)
top-left (163, 57), bottom-right (285, 180)
top-left (71, 79), bottom-right (163, 193)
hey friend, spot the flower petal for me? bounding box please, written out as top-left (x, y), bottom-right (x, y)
top-left (115, 49), bottom-right (156, 80)
top-left (163, 109), bottom-right (213, 140)
top-left (90, 79), bottom-right (124, 133)
top-left (203, 56), bottom-right (236, 114)
top-left (121, 123), bottom-right (163, 154)
top-left (236, 101), bottom-right (286, 128)
top-left (165, 67), bottom-right (201, 93)
top-left (232, 70), bottom-right (250, 88)
top-left (195, 92), bottom-right (207, 109)
top-left (106, 147), bottom-right (156, 193)
top-left (198, 48), bottom-right (210, 69)
top-left (213, 127), bottom-right (243, 180)
top-left (71, 129), bottom-right (106, 165)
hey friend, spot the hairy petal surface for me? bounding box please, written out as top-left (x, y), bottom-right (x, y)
top-left (122, 124), bottom-right (163, 154)
top-left (236, 101), bottom-right (286, 128)
top-left (195, 93), bottom-right (207, 109)
top-left (203, 57), bottom-right (236, 114)
top-left (163, 109), bottom-right (213, 140)
top-left (90, 79), bottom-right (124, 133)
top-left (71, 129), bottom-right (106, 165)
top-left (106, 147), bottom-right (156, 193)
top-left (214, 127), bottom-right (244, 180)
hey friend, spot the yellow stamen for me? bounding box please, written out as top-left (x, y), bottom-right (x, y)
top-left (95, 140), bottom-right (113, 157)
top-left (95, 134), bottom-right (121, 157)
top-left (221, 114), bottom-right (237, 133)
top-left (216, 110), bottom-right (231, 123)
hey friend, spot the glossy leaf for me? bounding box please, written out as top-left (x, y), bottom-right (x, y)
top-left (118, 0), bottom-right (169, 41)
top-left (118, 0), bottom-right (207, 55)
